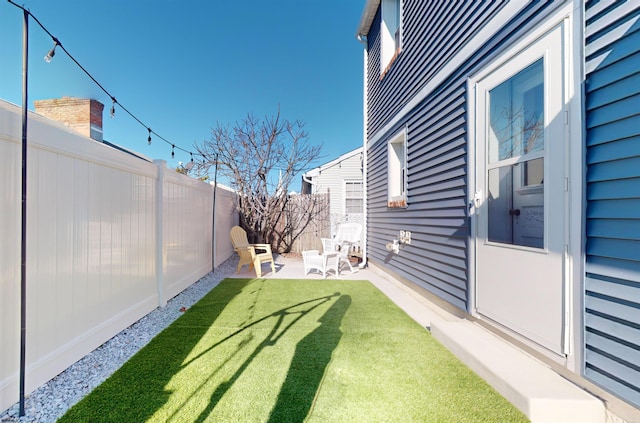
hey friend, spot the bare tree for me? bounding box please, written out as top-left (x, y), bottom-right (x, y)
top-left (194, 109), bottom-right (324, 250)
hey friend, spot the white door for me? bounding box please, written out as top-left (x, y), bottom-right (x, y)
top-left (474, 25), bottom-right (566, 355)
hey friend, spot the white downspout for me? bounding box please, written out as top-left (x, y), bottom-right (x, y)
top-left (359, 36), bottom-right (369, 268)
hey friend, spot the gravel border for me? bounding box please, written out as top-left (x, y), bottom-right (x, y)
top-left (0, 257), bottom-right (239, 423)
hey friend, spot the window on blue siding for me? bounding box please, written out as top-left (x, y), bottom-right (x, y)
top-left (387, 129), bottom-right (407, 208)
top-left (381, 0), bottom-right (402, 75)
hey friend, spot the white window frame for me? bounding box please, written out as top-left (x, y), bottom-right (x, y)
top-left (344, 180), bottom-right (364, 214)
top-left (380, 0), bottom-right (402, 74)
top-left (387, 127), bottom-right (407, 207)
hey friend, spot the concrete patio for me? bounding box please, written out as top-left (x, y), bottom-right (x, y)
top-left (229, 253), bottom-right (606, 423)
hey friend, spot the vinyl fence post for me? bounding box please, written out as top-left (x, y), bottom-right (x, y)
top-left (212, 155), bottom-right (218, 270)
top-left (154, 160), bottom-right (167, 307)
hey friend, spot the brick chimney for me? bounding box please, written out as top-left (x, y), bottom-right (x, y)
top-left (34, 97), bottom-right (104, 141)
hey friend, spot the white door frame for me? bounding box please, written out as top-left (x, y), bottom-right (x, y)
top-left (467, 3), bottom-right (583, 365)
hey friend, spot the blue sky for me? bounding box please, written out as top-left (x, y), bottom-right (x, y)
top-left (0, 1), bottom-right (366, 188)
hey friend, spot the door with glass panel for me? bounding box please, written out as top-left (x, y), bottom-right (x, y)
top-left (475, 25), bottom-right (566, 355)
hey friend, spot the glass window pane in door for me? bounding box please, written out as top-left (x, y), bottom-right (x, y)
top-left (488, 59), bottom-right (544, 163)
top-left (486, 59), bottom-right (545, 249)
top-left (487, 162), bottom-right (545, 248)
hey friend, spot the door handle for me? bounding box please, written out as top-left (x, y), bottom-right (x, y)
top-left (509, 209), bottom-right (521, 216)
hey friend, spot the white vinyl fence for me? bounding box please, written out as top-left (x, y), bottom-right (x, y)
top-left (0, 100), bottom-right (237, 413)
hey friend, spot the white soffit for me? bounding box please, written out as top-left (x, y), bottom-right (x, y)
top-left (356, 0), bottom-right (380, 38)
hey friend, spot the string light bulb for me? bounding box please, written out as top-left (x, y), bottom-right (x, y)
top-left (171, 144), bottom-right (175, 159)
top-left (44, 38), bottom-right (59, 63)
top-left (110, 97), bottom-right (116, 118)
top-left (147, 128), bottom-right (152, 145)
top-left (185, 153), bottom-right (194, 171)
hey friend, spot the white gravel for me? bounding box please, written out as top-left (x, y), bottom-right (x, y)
top-left (0, 257), bottom-right (239, 423)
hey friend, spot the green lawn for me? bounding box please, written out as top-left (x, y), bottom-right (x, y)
top-left (59, 278), bottom-right (528, 422)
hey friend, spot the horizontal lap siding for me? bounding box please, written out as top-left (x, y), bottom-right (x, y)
top-left (365, 1), bottom-right (554, 310)
top-left (366, 2), bottom-right (506, 136)
top-left (365, 2), bottom-right (506, 310)
top-left (370, 83), bottom-right (470, 308)
top-left (584, 0), bottom-right (640, 408)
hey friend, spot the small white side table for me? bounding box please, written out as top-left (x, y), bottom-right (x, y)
top-left (302, 250), bottom-right (339, 278)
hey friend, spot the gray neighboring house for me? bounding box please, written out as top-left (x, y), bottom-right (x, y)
top-left (302, 147), bottom-right (364, 245)
top-left (356, 0), bottom-right (639, 420)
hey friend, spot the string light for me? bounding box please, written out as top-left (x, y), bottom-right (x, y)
top-left (186, 153), bottom-right (195, 170)
top-left (7, 1), bottom-right (208, 165)
top-left (43, 38), bottom-right (58, 62)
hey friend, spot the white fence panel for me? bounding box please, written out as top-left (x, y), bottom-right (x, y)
top-left (21, 110), bottom-right (161, 404)
top-left (161, 163), bottom-right (213, 303)
top-left (214, 184), bottom-right (239, 268)
top-left (0, 107), bottom-right (21, 414)
top-left (0, 100), bottom-right (237, 413)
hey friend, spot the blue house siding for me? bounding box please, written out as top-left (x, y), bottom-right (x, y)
top-left (584, 0), bottom-right (640, 408)
top-left (365, 1), bottom-right (507, 137)
top-left (364, 1), bottom-right (558, 310)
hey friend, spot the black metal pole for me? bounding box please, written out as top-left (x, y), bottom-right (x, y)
top-left (19, 8), bottom-right (29, 418)
top-left (212, 154), bottom-right (219, 271)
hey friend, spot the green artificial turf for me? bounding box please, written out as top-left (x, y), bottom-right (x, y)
top-left (59, 278), bottom-right (528, 422)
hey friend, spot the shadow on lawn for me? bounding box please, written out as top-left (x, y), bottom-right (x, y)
top-left (60, 280), bottom-right (351, 422)
top-left (58, 278), bottom-right (254, 423)
top-left (268, 294), bottom-right (351, 422)
top-left (192, 291), bottom-right (350, 422)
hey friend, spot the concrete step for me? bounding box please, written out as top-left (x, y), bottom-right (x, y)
top-left (431, 320), bottom-right (605, 423)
